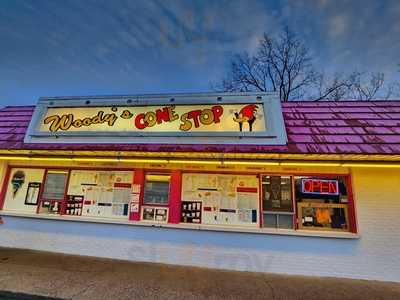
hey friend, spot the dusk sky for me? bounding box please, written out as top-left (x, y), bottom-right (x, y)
top-left (1, 0), bottom-right (399, 106)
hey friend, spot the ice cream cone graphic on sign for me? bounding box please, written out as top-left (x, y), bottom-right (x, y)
top-left (11, 170), bottom-right (25, 197)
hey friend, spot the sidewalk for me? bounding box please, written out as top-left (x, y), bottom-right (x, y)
top-left (0, 247), bottom-right (399, 300)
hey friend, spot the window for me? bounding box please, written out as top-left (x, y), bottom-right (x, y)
top-left (262, 176), bottom-right (294, 229)
top-left (295, 176), bottom-right (350, 232)
top-left (2, 168), bottom-right (134, 219)
top-left (68, 170), bottom-right (133, 219)
top-left (1, 165), bottom-right (355, 235)
top-left (2, 168), bottom-right (45, 214)
top-left (143, 174), bottom-right (171, 205)
top-left (41, 171), bottom-right (68, 200)
top-left (38, 170), bottom-right (69, 215)
top-left (181, 173), bottom-right (259, 227)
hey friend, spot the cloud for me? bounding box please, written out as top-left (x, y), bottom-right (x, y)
top-left (0, 0), bottom-right (399, 105)
top-left (328, 14), bottom-right (348, 38)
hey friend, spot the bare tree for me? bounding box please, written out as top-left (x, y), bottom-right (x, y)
top-left (215, 27), bottom-right (316, 102)
top-left (313, 73), bottom-right (353, 101)
top-left (215, 26), bottom-right (394, 101)
top-left (257, 28), bottom-right (317, 101)
top-left (314, 72), bottom-right (393, 101)
top-left (349, 72), bottom-right (392, 100)
top-left (219, 53), bottom-right (269, 93)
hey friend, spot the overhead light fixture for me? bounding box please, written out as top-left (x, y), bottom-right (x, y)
top-left (280, 162), bottom-right (341, 167)
top-left (121, 158), bottom-right (169, 164)
top-left (223, 161), bottom-right (279, 166)
top-left (73, 157), bottom-right (118, 162)
top-left (1, 155), bottom-right (400, 169)
top-left (170, 160), bottom-right (221, 165)
top-left (341, 163), bottom-right (400, 168)
top-left (0, 156), bottom-right (30, 161)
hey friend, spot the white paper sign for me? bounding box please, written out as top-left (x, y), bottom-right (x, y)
top-left (130, 203), bottom-right (139, 213)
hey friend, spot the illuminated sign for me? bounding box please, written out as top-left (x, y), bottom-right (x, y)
top-left (40, 104), bottom-right (265, 133)
top-left (301, 179), bottom-right (339, 196)
top-left (24, 93), bottom-right (288, 145)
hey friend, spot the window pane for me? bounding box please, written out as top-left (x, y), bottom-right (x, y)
top-left (262, 176), bottom-right (293, 212)
top-left (263, 213), bottom-right (294, 229)
top-left (2, 168), bottom-right (45, 214)
top-left (181, 173), bottom-right (259, 227)
top-left (42, 171), bottom-right (68, 200)
top-left (263, 213), bottom-right (277, 228)
top-left (143, 175), bottom-right (170, 205)
top-left (295, 176), bottom-right (350, 231)
top-left (68, 170), bottom-right (133, 219)
top-left (277, 214), bottom-right (293, 229)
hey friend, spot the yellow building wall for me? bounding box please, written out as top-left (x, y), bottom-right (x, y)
top-left (1, 160), bottom-right (400, 281)
top-left (351, 168), bottom-right (400, 273)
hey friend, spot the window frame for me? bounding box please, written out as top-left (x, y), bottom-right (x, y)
top-left (0, 164), bottom-right (358, 235)
top-left (180, 172), bottom-right (261, 227)
top-left (143, 173), bottom-right (171, 206)
top-left (260, 172), bottom-right (356, 233)
top-left (36, 169), bottom-right (70, 215)
top-left (260, 174), bottom-right (296, 229)
top-left (293, 174), bottom-right (353, 232)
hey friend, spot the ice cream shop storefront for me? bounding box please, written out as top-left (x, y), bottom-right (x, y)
top-left (0, 93), bottom-right (399, 282)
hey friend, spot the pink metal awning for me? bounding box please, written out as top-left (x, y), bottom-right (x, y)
top-left (1, 101), bottom-right (400, 155)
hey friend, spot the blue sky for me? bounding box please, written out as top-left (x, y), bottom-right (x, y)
top-left (0, 0), bottom-right (399, 106)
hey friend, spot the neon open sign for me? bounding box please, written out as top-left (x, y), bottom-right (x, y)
top-left (301, 179), bottom-right (339, 196)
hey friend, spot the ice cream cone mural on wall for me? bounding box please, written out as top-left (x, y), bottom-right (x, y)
top-left (233, 104), bottom-right (259, 132)
top-left (11, 170), bottom-right (25, 197)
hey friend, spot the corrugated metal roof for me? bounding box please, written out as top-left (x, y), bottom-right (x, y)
top-left (1, 101), bottom-right (400, 155)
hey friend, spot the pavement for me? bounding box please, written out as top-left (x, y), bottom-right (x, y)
top-left (0, 247), bottom-right (399, 300)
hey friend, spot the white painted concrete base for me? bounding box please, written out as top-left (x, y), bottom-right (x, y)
top-left (0, 215), bottom-right (399, 282)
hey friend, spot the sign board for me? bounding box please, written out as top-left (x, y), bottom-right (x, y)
top-left (130, 203), bottom-right (139, 213)
top-left (301, 179), bottom-right (339, 196)
top-left (24, 93), bottom-right (287, 145)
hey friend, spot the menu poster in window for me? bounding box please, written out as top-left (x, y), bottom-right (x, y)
top-left (217, 176), bottom-right (236, 194)
top-left (196, 174), bottom-right (217, 189)
top-left (237, 191), bottom-right (258, 210)
top-left (113, 187), bottom-right (131, 204)
top-left (182, 173), bottom-right (259, 226)
top-left (114, 172), bottom-right (133, 184)
top-left (112, 203), bottom-right (128, 216)
top-left (220, 192), bottom-right (235, 209)
top-left (24, 182), bottom-right (41, 205)
top-left (142, 207), bottom-right (155, 221)
top-left (182, 190), bottom-right (198, 201)
top-left (238, 209), bottom-right (253, 223)
top-left (42, 172), bottom-right (68, 200)
top-left (183, 174), bottom-right (194, 191)
top-left (99, 187), bottom-right (113, 204)
top-left (269, 176), bottom-right (282, 208)
top-left (155, 208), bottom-right (168, 222)
top-left (237, 176), bottom-right (258, 188)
